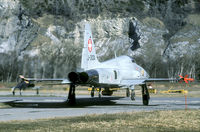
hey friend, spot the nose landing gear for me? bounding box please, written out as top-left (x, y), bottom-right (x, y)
top-left (131, 89), bottom-right (135, 101)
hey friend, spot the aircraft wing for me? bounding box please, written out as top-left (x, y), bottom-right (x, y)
top-left (26, 78), bottom-right (71, 84)
top-left (121, 79), bottom-right (146, 85)
top-left (145, 78), bottom-right (178, 82)
top-left (121, 78), bottom-right (178, 86)
top-left (19, 75), bottom-right (71, 84)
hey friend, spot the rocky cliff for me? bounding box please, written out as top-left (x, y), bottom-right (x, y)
top-left (0, 0), bottom-right (200, 81)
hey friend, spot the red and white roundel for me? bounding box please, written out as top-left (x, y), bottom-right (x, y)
top-left (88, 38), bottom-right (92, 52)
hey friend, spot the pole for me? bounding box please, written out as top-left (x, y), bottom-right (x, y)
top-left (185, 93), bottom-right (187, 110)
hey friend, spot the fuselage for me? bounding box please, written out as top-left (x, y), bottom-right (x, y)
top-left (86, 55), bottom-right (149, 85)
top-left (76, 23), bottom-right (149, 88)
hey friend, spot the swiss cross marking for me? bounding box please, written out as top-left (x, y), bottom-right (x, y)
top-left (88, 38), bottom-right (92, 52)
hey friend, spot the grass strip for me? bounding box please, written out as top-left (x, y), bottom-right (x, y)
top-left (0, 110), bottom-right (199, 132)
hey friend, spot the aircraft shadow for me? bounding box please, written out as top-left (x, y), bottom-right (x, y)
top-left (3, 96), bottom-right (153, 108)
top-left (4, 97), bottom-right (124, 108)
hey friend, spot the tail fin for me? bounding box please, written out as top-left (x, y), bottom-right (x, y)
top-left (81, 23), bottom-right (100, 70)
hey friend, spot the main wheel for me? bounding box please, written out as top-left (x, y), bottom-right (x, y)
top-left (67, 83), bottom-right (76, 105)
top-left (142, 95), bottom-right (149, 105)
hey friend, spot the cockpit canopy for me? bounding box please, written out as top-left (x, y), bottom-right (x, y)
top-left (128, 56), bottom-right (136, 63)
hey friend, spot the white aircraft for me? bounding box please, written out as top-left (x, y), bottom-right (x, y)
top-left (14, 23), bottom-right (178, 105)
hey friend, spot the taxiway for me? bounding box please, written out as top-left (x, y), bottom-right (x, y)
top-left (0, 95), bottom-right (200, 121)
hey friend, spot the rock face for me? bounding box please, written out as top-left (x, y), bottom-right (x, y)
top-left (0, 0), bottom-right (200, 81)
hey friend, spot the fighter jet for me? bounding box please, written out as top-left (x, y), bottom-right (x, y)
top-left (16, 23), bottom-right (181, 105)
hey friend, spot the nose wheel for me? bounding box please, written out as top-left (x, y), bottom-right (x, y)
top-left (131, 89), bottom-right (135, 100)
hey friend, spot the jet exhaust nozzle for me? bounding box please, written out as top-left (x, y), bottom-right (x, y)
top-left (68, 72), bottom-right (79, 83)
top-left (79, 72), bottom-right (89, 83)
top-left (68, 72), bottom-right (89, 83)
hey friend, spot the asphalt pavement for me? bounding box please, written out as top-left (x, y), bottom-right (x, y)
top-left (0, 95), bottom-right (200, 121)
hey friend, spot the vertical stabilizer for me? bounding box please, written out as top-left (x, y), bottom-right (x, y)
top-left (81, 23), bottom-right (100, 70)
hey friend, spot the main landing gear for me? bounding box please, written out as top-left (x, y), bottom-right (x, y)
top-left (67, 83), bottom-right (76, 105)
top-left (141, 84), bottom-right (150, 105)
top-left (128, 86), bottom-right (135, 101)
top-left (66, 83), bottom-right (150, 106)
top-left (128, 84), bottom-right (150, 105)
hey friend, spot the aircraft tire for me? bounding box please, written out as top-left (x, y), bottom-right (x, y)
top-left (142, 95), bottom-right (149, 105)
top-left (67, 83), bottom-right (76, 105)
